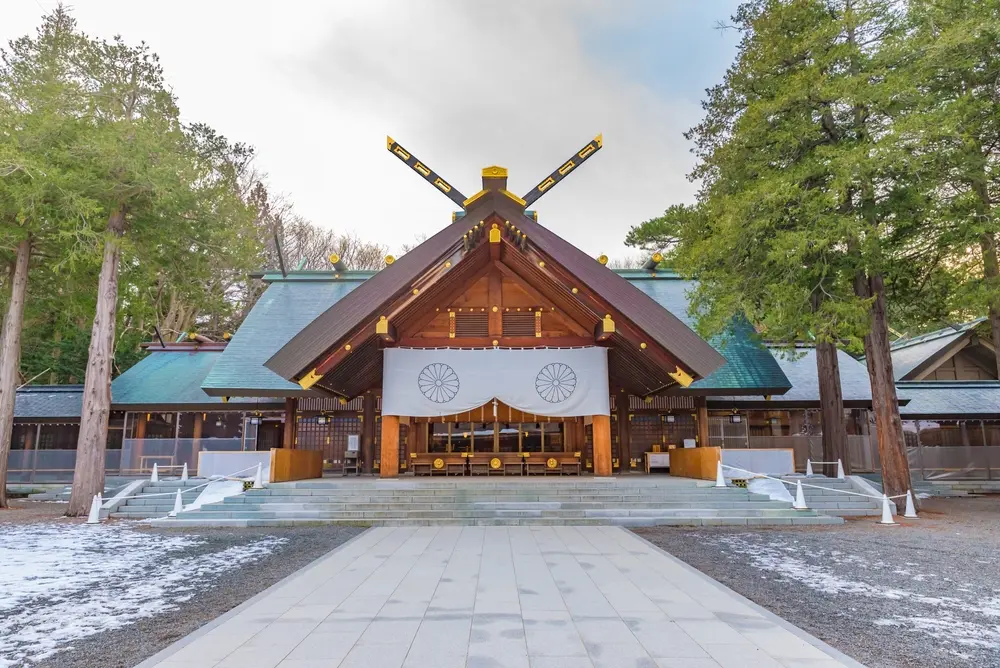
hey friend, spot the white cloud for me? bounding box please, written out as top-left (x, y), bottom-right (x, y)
top-left (4, 0), bottom-right (707, 259)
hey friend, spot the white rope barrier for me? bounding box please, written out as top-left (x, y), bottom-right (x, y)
top-left (105, 463), bottom-right (263, 502)
top-left (721, 464), bottom-right (909, 500)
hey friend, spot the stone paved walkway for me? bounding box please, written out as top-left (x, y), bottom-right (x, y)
top-left (140, 526), bottom-right (863, 668)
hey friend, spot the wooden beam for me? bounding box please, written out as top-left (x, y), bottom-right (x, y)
top-left (593, 414), bottom-right (612, 477)
top-left (493, 258), bottom-right (590, 337)
top-left (396, 336), bottom-right (595, 348)
top-left (488, 268), bottom-right (502, 336)
top-left (695, 396), bottom-right (710, 447)
top-left (361, 392), bottom-right (376, 474)
top-left (380, 415), bottom-right (400, 478)
top-left (283, 398), bottom-right (298, 449)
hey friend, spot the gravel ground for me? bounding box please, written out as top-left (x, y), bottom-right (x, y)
top-left (634, 496), bottom-right (1000, 668)
top-left (1, 503), bottom-right (364, 668)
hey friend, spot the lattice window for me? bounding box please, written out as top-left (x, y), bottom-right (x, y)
top-left (502, 312), bottom-right (535, 336)
top-left (455, 312), bottom-right (488, 337)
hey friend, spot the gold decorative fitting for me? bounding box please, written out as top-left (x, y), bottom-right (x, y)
top-left (594, 133), bottom-right (603, 147)
top-left (571, 287), bottom-right (579, 294)
top-left (501, 189), bottom-right (527, 206)
top-left (338, 397), bottom-right (347, 405)
top-left (504, 220), bottom-right (510, 227)
top-left (489, 228), bottom-right (501, 243)
top-left (640, 342), bottom-right (647, 349)
top-left (538, 261), bottom-right (545, 268)
top-left (558, 160), bottom-right (576, 176)
top-left (412, 288), bottom-right (419, 295)
top-left (433, 178), bottom-right (452, 193)
top-left (222, 332), bottom-right (232, 340)
top-left (597, 254), bottom-right (609, 265)
top-left (413, 162), bottom-right (431, 177)
top-left (375, 318), bottom-right (390, 335)
top-left (298, 369), bottom-right (323, 390)
top-left (491, 222), bottom-right (498, 229)
top-left (482, 165), bottom-right (508, 178)
top-left (445, 261), bottom-right (452, 268)
top-left (462, 189), bottom-right (488, 207)
top-left (492, 339), bottom-right (499, 346)
top-left (537, 176), bottom-right (556, 192)
top-left (385, 255), bottom-right (395, 265)
top-left (668, 366), bottom-right (694, 388)
top-left (490, 457), bottom-right (502, 470)
top-left (492, 306), bottom-right (499, 312)
top-left (393, 146), bottom-right (411, 160)
top-left (602, 315), bottom-right (616, 334)
top-left (221, 396), bottom-right (229, 403)
top-left (652, 251), bottom-right (664, 263)
top-left (344, 344), bottom-right (352, 351)
top-left (433, 458), bottom-right (445, 469)
top-left (547, 458), bottom-right (558, 469)
top-left (386, 135), bottom-right (395, 149)
top-left (187, 332), bottom-right (197, 341)
top-left (329, 253), bottom-right (340, 264)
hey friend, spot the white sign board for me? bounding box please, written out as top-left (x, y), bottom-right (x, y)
top-left (347, 434), bottom-right (360, 452)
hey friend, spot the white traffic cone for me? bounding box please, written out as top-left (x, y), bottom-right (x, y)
top-left (805, 459), bottom-right (814, 476)
top-left (836, 459), bottom-right (845, 480)
top-left (878, 493), bottom-right (897, 525)
top-left (904, 490), bottom-right (918, 519)
top-left (181, 463), bottom-right (188, 481)
top-left (714, 460), bottom-right (727, 488)
top-left (169, 488), bottom-right (183, 517)
top-left (86, 494), bottom-right (101, 524)
top-left (151, 463), bottom-right (159, 483)
top-left (792, 480), bottom-right (808, 510)
top-left (253, 462), bottom-right (264, 489)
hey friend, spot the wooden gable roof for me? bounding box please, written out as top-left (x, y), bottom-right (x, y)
top-left (264, 189), bottom-right (725, 396)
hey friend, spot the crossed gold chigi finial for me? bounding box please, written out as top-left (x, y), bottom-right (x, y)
top-left (386, 134), bottom-right (603, 211)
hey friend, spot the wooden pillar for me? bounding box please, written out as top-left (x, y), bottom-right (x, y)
top-left (192, 412), bottom-right (203, 468)
top-left (282, 398), bottom-right (298, 449)
top-left (23, 424), bottom-right (35, 450)
top-left (380, 415), bottom-right (400, 478)
top-left (135, 412), bottom-right (147, 440)
top-left (593, 414), bottom-right (612, 476)
top-left (361, 392), bottom-right (376, 474)
top-left (696, 397), bottom-right (710, 447)
top-left (616, 390), bottom-right (630, 473)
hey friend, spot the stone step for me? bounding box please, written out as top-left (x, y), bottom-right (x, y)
top-left (148, 515), bottom-right (842, 528)
top-left (208, 500), bottom-right (793, 511)
top-left (238, 491), bottom-right (767, 501)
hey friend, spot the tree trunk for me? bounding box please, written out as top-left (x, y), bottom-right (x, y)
top-left (0, 238), bottom-right (32, 509)
top-left (855, 272), bottom-right (914, 505)
top-left (980, 233), bottom-right (1000, 378)
top-left (67, 207), bottom-right (125, 516)
top-left (816, 340), bottom-right (849, 477)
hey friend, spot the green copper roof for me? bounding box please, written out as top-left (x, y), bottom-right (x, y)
top-left (626, 276), bottom-right (791, 394)
top-left (201, 277), bottom-right (367, 396)
top-left (113, 348), bottom-right (281, 409)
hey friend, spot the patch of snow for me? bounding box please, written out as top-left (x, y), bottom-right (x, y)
top-left (184, 480), bottom-right (245, 513)
top-left (747, 478), bottom-right (793, 503)
top-left (0, 522), bottom-right (285, 666)
top-left (707, 534), bottom-right (1000, 656)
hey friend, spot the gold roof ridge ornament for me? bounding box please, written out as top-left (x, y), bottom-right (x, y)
top-left (386, 135), bottom-right (603, 212)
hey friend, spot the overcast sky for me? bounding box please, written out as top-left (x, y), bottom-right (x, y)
top-left (4, 0), bottom-right (742, 260)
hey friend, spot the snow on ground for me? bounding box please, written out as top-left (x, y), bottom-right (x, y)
top-left (0, 522), bottom-right (285, 667)
top-left (709, 534), bottom-right (1000, 657)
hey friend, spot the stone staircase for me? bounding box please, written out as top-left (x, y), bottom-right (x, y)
top-left (146, 477), bottom-right (843, 528)
top-left (783, 475), bottom-right (884, 517)
top-left (110, 479), bottom-right (208, 520)
top-left (913, 479), bottom-right (1000, 497)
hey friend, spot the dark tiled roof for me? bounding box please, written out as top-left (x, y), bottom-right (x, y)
top-left (14, 385), bottom-right (83, 419)
top-left (896, 381), bottom-right (1000, 419)
top-left (626, 276), bottom-right (791, 394)
top-left (709, 347), bottom-right (871, 406)
top-left (113, 348), bottom-right (283, 409)
top-left (203, 275), bottom-right (370, 396)
top-left (888, 319), bottom-right (986, 380)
